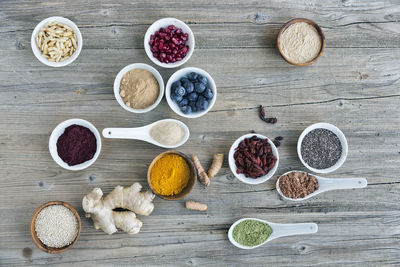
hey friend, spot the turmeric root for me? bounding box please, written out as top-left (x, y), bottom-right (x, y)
top-left (208, 153), bottom-right (224, 178)
top-left (192, 155), bottom-right (210, 186)
top-left (185, 200), bottom-right (208, 211)
top-left (82, 183), bottom-right (155, 235)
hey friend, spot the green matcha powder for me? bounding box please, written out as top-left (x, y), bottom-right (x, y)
top-left (233, 219), bottom-right (273, 247)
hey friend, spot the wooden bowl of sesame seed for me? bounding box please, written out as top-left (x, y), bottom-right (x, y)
top-left (30, 201), bottom-right (81, 254)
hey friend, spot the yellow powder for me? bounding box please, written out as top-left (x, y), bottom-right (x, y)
top-left (150, 154), bottom-right (190, 196)
top-left (119, 69), bottom-right (159, 109)
top-left (280, 22), bottom-right (322, 64)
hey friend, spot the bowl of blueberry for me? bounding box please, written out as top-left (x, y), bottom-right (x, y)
top-left (144, 18), bottom-right (195, 68)
top-left (166, 67), bottom-right (217, 118)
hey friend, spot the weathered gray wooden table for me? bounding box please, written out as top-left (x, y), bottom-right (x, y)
top-left (1, 1), bottom-right (399, 266)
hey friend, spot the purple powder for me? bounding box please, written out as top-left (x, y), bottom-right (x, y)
top-left (57, 125), bottom-right (97, 166)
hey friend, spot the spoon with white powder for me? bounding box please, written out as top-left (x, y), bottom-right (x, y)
top-left (102, 119), bottom-right (189, 148)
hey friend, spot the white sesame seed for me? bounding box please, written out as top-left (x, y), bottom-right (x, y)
top-left (35, 205), bottom-right (78, 248)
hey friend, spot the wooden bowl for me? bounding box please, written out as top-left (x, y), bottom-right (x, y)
top-left (277, 18), bottom-right (326, 66)
top-left (30, 201), bottom-right (81, 254)
top-left (147, 151), bottom-right (197, 200)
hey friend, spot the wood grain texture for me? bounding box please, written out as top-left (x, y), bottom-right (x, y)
top-left (1, 0), bottom-right (400, 266)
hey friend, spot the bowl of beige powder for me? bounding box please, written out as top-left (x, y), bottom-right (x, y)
top-left (277, 18), bottom-right (325, 66)
top-left (114, 63), bottom-right (164, 113)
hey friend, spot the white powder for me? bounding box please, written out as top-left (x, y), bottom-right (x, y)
top-left (280, 22), bottom-right (322, 64)
top-left (35, 205), bottom-right (78, 248)
top-left (150, 121), bottom-right (185, 146)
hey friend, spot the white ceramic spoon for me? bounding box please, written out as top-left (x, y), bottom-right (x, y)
top-left (276, 170), bottom-right (368, 201)
top-left (228, 218), bottom-right (318, 249)
top-left (102, 119), bottom-right (190, 149)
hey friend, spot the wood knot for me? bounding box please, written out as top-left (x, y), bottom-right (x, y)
top-left (101, 9), bottom-right (109, 16)
top-left (15, 40), bottom-right (25, 50)
top-left (249, 13), bottom-right (268, 24)
top-left (297, 244), bottom-right (309, 254)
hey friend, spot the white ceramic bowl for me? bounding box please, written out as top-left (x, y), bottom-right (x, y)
top-left (297, 122), bottom-right (348, 174)
top-left (144, 18), bottom-right (195, 68)
top-left (114, 63), bottom-right (164, 113)
top-left (49, 119), bottom-right (101, 171)
top-left (165, 67), bottom-right (217, 118)
top-left (228, 134), bottom-right (279, 185)
top-left (31, 16), bottom-right (83, 67)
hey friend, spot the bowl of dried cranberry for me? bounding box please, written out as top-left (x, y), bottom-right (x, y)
top-left (144, 18), bottom-right (195, 68)
top-left (229, 134), bottom-right (279, 185)
top-left (166, 67), bottom-right (217, 118)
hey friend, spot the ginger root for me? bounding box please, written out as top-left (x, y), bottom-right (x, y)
top-left (185, 200), bottom-right (208, 211)
top-left (192, 155), bottom-right (210, 186)
top-left (208, 153), bottom-right (224, 178)
top-left (82, 183), bottom-right (155, 235)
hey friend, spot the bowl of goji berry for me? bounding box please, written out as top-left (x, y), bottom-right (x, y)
top-left (229, 133), bottom-right (279, 185)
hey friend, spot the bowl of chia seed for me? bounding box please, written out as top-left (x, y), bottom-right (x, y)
top-left (297, 123), bottom-right (348, 174)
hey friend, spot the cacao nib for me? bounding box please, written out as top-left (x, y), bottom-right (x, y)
top-left (234, 136), bottom-right (277, 178)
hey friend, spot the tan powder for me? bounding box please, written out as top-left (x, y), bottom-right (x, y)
top-left (120, 69), bottom-right (159, 109)
top-left (280, 22), bottom-right (322, 64)
top-left (150, 121), bottom-right (185, 146)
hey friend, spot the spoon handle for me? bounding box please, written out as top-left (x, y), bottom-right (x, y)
top-left (102, 127), bottom-right (148, 141)
top-left (272, 223), bottom-right (318, 239)
top-left (320, 178), bottom-right (368, 191)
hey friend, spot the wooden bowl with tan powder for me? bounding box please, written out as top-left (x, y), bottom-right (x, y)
top-left (30, 201), bottom-right (81, 254)
top-left (277, 18), bottom-right (325, 66)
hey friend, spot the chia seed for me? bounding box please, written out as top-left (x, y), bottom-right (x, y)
top-left (301, 128), bottom-right (342, 169)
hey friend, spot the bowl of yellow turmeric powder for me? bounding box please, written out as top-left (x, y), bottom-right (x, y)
top-left (147, 151), bottom-right (197, 200)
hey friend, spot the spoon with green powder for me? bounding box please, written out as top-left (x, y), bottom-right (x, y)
top-left (228, 218), bottom-right (318, 249)
top-left (102, 119), bottom-right (190, 148)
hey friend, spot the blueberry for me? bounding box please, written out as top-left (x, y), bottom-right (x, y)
top-left (188, 72), bottom-right (198, 81)
top-left (197, 75), bottom-right (208, 85)
top-left (179, 98), bottom-right (188, 107)
top-left (180, 77), bottom-right (190, 84)
top-left (187, 92), bottom-right (198, 102)
top-left (203, 87), bottom-right (214, 100)
top-left (189, 101), bottom-right (197, 112)
top-left (183, 81), bottom-right (194, 94)
top-left (171, 81), bottom-right (181, 90)
top-left (194, 82), bottom-right (206, 93)
top-left (171, 93), bottom-right (183, 103)
top-left (180, 105), bottom-right (192, 114)
top-left (196, 96), bottom-right (209, 111)
top-left (174, 86), bottom-right (185, 96)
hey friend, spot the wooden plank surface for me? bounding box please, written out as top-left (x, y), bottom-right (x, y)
top-left (0, 0), bottom-right (399, 266)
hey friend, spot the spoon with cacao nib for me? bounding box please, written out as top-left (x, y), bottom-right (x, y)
top-left (276, 170), bottom-right (367, 201)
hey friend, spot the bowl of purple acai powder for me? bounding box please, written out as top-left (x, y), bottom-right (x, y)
top-left (49, 119), bottom-right (102, 171)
